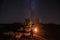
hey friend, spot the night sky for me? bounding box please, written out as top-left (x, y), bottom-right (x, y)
top-left (0, 0), bottom-right (60, 24)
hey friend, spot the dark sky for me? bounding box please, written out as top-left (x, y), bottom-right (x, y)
top-left (0, 0), bottom-right (60, 24)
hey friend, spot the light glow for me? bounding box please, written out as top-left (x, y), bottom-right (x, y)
top-left (33, 27), bottom-right (38, 34)
top-left (34, 28), bottom-right (38, 32)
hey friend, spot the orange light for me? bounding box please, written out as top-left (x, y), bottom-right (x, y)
top-left (33, 27), bottom-right (38, 34)
top-left (34, 28), bottom-right (38, 32)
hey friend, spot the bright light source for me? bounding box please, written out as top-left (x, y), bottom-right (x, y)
top-left (34, 28), bottom-right (37, 32)
top-left (32, 27), bottom-right (38, 34)
top-left (32, 25), bottom-right (39, 34)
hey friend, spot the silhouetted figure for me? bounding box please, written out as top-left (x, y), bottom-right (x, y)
top-left (30, 29), bottom-right (33, 38)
